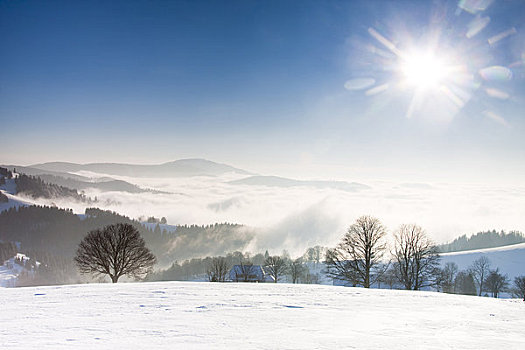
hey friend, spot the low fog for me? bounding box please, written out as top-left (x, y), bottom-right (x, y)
top-left (33, 169), bottom-right (524, 257)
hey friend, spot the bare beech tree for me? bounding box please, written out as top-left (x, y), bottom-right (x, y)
top-left (289, 258), bottom-right (306, 284)
top-left (265, 255), bottom-right (288, 283)
top-left (378, 265), bottom-right (398, 289)
top-left (206, 256), bottom-right (229, 282)
top-left (512, 276), bottom-right (525, 301)
top-left (74, 223), bottom-right (156, 283)
top-left (468, 256), bottom-right (491, 296)
top-left (484, 268), bottom-right (509, 298)
top-left (439, 262), bottom-right (459, 293)
top-left (392, 224), bottom-right (440, 290)
top-left (303, 246), bottom-right (326, 266)
top-left (454, 271), bottom-right (477, 295)
top-left (325, 215), bottom-right (388, 288)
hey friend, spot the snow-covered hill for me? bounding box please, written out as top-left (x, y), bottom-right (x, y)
top-left (0, 253), bottom-right (37, 287)
top-left (441, 243), bottom-right (525, 280)
top-left (0, 171), bottom-right (35, 212)
top-left (0, 282), bottom-right (523, 349)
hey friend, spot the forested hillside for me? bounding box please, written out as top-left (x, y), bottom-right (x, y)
top-left (15, 174), bottom-right (92, 202)
top-left (0, 242), bottom-right (17, 264)
top-left (1, 166), bottom-right (97, 203)
top-left (0, 206), bottom-right (252, 271)
top-left (437, 230), bottom-right (525, 253)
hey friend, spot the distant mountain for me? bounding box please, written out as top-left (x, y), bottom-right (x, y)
top-left (229, 175), bottom-right (370, 192)
top-left (36, 174), bottom-right (156, 194)
top-left (30, 159), bottom-right (252, 178)
top-left (2, 165), bottom-right (91, 181)
top-left (2, 166), bottom-right (159, 194)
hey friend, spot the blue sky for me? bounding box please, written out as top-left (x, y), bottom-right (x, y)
top-left (1, 0), bottom-right (524, 184)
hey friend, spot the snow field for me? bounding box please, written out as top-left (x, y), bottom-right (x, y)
top-left (0, 281), bottom-right (524, 349)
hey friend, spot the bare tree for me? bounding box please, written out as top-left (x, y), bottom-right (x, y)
top-left (303, 246), bottom-right (326, 266)
top-left (484, 268), bottom-right (509, 298)
top-left (74, 223), bottom-right (156, 283)
top-left (512, 276), bottom-right (525, 301)
top-left (439, 262), bottom-right (458, 293)
top-left (289, 258), bottom-right (306, 284)
top-left (454, 270), bottom-right (477, 295)
top-left (206, 256), bottom-right (230, 282)
top-left (392, 224), bottom-right (440, 290)
top-left (265, 255), bottom-right (288, 283)
top-left (468, 256), bottom-right (491, 296)
top-left (379, 265), bottom-right (398, 289)
top-left (325, 215), bottom-right (387, 288)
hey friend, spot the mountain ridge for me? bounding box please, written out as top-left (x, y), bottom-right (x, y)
top-left (30, 158), bottom-right (253, 178)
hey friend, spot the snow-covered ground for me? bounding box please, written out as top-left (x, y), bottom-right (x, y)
top-left (441, 243), bottom-right (525, 280)
top-left (0, 281), bottom-right (523, 349)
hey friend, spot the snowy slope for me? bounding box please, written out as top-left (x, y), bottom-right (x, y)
top-left (0, 174), bottom-right (35, 212)
top-left (0, 177), bottom-right (17, 194)
top-left (0, 192), bottom-right (33, 213)
top-left (0, 253), bottom-right (36, 287)
top-left (0, 282), bottom-right (524, 349)
top-left (440, 243), bottom-right (525, 279)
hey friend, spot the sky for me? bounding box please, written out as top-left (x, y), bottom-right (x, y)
top-left (1, 0), bottom-right (524, 185)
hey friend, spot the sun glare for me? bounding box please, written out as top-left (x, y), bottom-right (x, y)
top-left (400, 51), bottom-right (450, 89)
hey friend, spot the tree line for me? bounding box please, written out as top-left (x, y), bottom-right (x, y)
top-left (68, 223), bottom-right (320, 285)
top-left (147, 246), bottom-right (326, 284)
top-left (438, 257), bottom-right (519, 299)
top-left (2, 205), bottom-right (524, 300)
top-left (322, 215), bottom-right (524, 299)
top-left (437, 230), bottom-right (525, 253)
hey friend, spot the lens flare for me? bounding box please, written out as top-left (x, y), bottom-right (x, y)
top-left (344, 1), bottom-right (518, 126)
top-left (479, 66), bottom-right (513, 81)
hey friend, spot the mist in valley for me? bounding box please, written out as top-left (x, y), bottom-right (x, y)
top-left (31, 167), bottom-right (524, 258)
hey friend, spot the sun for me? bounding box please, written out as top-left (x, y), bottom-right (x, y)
top-left (399, 51), bottom-right (450, 90)
top-left (359, 19), bottom-right (513, 122)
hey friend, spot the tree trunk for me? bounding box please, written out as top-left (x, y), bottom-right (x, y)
top-left (478, 273), bottom-right (484, 296)
top-left (111, 275), bottom-right (119, 283)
